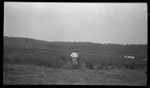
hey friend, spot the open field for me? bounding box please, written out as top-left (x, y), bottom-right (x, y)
top-left (3, 36), bottom-right (147, 85)
top-left (3, 63), bottom-right (147, 85)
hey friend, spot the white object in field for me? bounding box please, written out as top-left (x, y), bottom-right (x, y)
top-left (70, 52), bottom-right (78, 58)
top-left (124, 55), bottom-right (135, 59)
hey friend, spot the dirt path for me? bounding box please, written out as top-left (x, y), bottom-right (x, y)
top-left (3, 63), bottom-right (147, 85)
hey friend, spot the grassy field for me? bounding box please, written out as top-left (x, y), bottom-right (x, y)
top-left (3, 36), bottom-right (147, 85)
top-left (3, 63), bottom-right (147, 85)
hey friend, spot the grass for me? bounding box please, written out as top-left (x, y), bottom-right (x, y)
top-left (3, 36), bottom-right (147, 85)
top-left (3, 63), bottom-right (147, 85)
top-left (4, 46), bottom-right (147, 71)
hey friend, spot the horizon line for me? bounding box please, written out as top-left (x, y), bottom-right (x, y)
top-left (4, 35), bottom-right (147, 45)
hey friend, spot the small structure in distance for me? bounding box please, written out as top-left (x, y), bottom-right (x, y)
top-left (124, 55), bottom-right (135, 59)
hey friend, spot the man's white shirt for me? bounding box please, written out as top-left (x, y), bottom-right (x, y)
top-left (70, 52), bottom-right (78, 58)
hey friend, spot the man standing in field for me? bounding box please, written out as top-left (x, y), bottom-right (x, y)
top-left (70, 49), bottom-right (79, 68)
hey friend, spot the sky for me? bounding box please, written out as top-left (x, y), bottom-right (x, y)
top-left (4, 2), bottom-right (147, 44)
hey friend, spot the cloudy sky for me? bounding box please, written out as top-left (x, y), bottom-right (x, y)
top-left (4, 2), bottom-right (147, 44)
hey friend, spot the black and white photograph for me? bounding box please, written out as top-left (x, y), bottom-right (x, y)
top-left (3, 2), bottom-right (147, 85)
